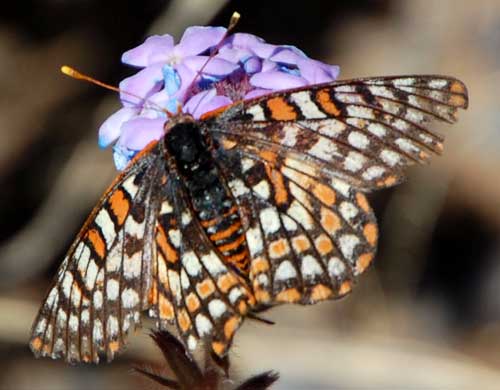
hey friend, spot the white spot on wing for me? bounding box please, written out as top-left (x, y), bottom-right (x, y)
top-left (291, 91), bottom-right (327, 118)
top-left (208, 299), bottom-right (227, 319)
top-left (195, 314), bottom-right (213, 336)
top-left (328, 257), bottom-right (346, 277)
top-left (343, 151), bottom-right (366, 172)
top-left (253, 180), bottom-right (270, 200)
top-left (182, 251), bottom-right (202, 277)
top-left (380, 149), bottom-right (401, 166)
top-left (301, 255), bottom-right (323, 279)
top-left (308, 137), bottom-right (339, 161)
top-left (247, 104), bottom-right (266, 121)
top-left (121, 288), bottom-right (139, 309)
top-left (229, 179), bottom-right (250, 197)
top-left (246, 227), bottom-right (264, 255)
top-left (106, 279), bottom-right (119, 301)
top-left (95, 209), bottom-right (115, 248)
top-left (347, 131), bottom-right (370, 149)
top-left (338, 234), bottom-right (360, 260)
top-left (287, 201), bottom-right (313, 230)
top-left (260, 207), bottom-right (281, 234)
top-left (362, 166), bottom-right (386, 180)
top-left (339, 202), bottom-right (358, 221)
top-left (201, 251), bottom-right (226, 276)
top-left (275, 260), bottom-right (297, 281)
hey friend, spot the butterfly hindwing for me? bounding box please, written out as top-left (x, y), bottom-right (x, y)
top-left (150, 179), bottom-right (255, 357)
top-left (216, 141), bottom-right (377, 305)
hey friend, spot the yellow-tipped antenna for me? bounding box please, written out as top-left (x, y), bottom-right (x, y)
top-left (184, 11), bottom-right (241, 111)
top-left (60, 65), bottom-right (175, 118)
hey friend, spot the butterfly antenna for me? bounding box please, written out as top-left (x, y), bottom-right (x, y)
top-left (60, 65), bottom-right (175, 118)
top-left (183, 11), bottom-right (241, 107)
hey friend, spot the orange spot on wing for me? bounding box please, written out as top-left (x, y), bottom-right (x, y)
top-left (178, 309), bottom-right (191, 332)
top-left (265, 165), bottom-right (288, 205)
top-left (224, 316), bottom-right (240, 340)
top-left (339, 281), bottom-right (352, 296)
top-left (148, 280), bottom-right (158, 305)
top-left (266, 96), bottom-right (298, 120)
top-left (108, 341), bottom-right (120, 353)
top-left (292, 235), bottom-right (311, 253)
top-left (449, 94), bottom-right (466, 107)
top-left (254, 289), bottom-right (271, 303)
top-left (363, 223), bottom-right (378, 246)
top-left (269, 239), bottom-right (289, 259)
top-left (108, 189), bottom-right (129, 226)
top-left (356, 193), bottom-right (371, 213)
top-left (313, 183), bottom-right (336, 206)
top-left (238, 300), bottom-right (248, 314)
top-left (217, 273), bottom-right (238, 293)
top-left (156, 225), bottom-right (178, 263)
top-left (211, 341), bottom-right (226, 356)
top-left (87, 228), bottom-right (106, 259)
top-left (250, 257), bottom-right (270, 275)
top-left (226, 250), bottom-right (249, 265)
top-left (450, 81), bottom-right (466, 94)
top-left (221, 139), bottom-right (237, 150)
top-left (316, 89), bottom-right (341, 116)
top-left (311, 284), bottom-right (333, 301)
top-left (159, 294), bottom-right (174, 320)
top-left (315, 234), bottom-right (334, 255)
top-left (186, 293), bottom-right (200, 313)
top-left (259, 150), bottom-right (278, 164)
top-left (276, 288), bottom-right (301, 303)
top-left (321, 208), bottom-right (341, 234)
top-left (196, 279), bottom-right (215, 299)
top-left (31, 337), bottom-right (42, 351)
top-left (356, 253), bottom-right (374, 274)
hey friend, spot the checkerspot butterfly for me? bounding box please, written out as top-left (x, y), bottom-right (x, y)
top-left (30, 73), bottom-right (468, 363)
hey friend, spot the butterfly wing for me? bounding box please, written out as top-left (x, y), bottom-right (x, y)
top-left (30, 141), bottom-right (165, 363)
top-left (208, 75), bottom-right (468, 191)
top-left (148, 177), bottom-right (255, 357)
top-left (205, 75), bottom-right (468, 304)
top-left (214, 143), bottom-right (375, 304)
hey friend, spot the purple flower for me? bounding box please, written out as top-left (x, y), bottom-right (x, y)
top-left (99, 26), bottom-right (341, 170)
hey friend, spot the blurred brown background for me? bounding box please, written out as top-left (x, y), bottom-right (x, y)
top-left (1, 0), bottom-right (499, 389)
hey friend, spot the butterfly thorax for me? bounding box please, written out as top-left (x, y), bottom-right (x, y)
top-left (164, 120), bottom-right (250, 275)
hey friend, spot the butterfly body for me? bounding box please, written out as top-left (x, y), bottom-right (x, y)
top-left (30, 75), bottom-right (468, 363)
top-left (164, 116), bottom-right (251, 275)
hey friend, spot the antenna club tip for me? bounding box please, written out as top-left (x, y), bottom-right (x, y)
top-left (61, 65), bottom-right (76, 77)
top-left (229, 11), bottom-right (241, 29)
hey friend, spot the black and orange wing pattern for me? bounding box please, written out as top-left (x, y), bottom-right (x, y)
top-left (30, 141), bottom-right (165, 362)
top-left (209, 75), bottom-right (468, 304)
top-left (30, 75), bottom-right (468, 363)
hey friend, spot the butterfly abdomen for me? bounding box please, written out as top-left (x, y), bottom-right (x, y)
top-left (164, 122), bottom-right (250, 274)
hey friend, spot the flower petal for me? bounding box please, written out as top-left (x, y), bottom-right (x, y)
top-left (121, 34), bottom-right (174, 67)
top-left (184, 89), bottom-right (232, 119)
top-left (250, 70), bottom-right (308, 90)
top-left (244, 88), bottom-right (272, 99)
top-left (269, 46), bottom-right (306, 65)
top-left (217, 46), bottom-right (254, 64)
top-left (183, 56), bottom-right (239, 77)
top-left (243, 56), bottom-right (262, 74)
top-left (112, 144), bottom-right (136, 171)
top-left (226, 33), bottom-right (265, 49)
top-left (119, 64), bottom-right (164, 106)
top-left (297, 58), bottom-right (340, 84)
top-left (176, 26), bottom-right (227, 56)
top-left (118, 117), bottom-right (165, 150)
top-left (98, 107), bottom-right (138, 148)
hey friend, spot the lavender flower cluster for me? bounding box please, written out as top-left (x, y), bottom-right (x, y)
top-left (98, 26), bottom-right (340, 170)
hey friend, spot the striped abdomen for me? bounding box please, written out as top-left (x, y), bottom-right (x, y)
top-left (164, 121), bottom-right (250, 274)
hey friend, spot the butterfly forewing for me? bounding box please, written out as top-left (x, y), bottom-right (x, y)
top-left (30, 141), bottom-right (164, 363)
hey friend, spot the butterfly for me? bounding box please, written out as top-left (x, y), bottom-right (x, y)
top-left (30, 75), bottom-right (468, 363)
